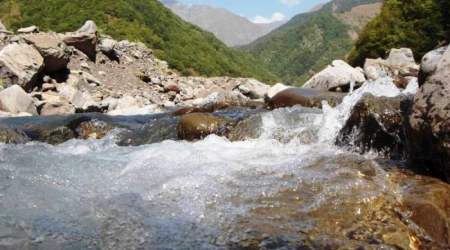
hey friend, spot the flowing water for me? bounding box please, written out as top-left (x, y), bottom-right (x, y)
top-left (0, 78), bottom-right (439, 249)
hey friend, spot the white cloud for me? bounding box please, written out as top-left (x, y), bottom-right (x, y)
top-left (251, 12), bottom-right (286, 24)
top-left (278, 0), bottom-right (300, 7)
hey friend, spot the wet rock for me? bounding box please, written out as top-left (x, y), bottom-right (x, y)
top-left (401, 177), bottom-right (450, 246)
top-left (62, 21), bottom-right (98, 59)
top-left (118, 115), bottom-right (180, 146)
top-left (265, 83), bottom-right (291, 101)
top-left (406, 46), bottom-right (450, 182)
top-left (0, 85), bottom-right (38, 115)
top-left (227, 114), bottom-right (263, 141)
top-left (40, 126), bottom-right (76, 145)
top-left (76, 119), bottom-right (111, 139)
top-left (178, 113), bottom-right (228, 141)
top-left (0, 43), bottom-right (44, 91)
top-left (302, 60), bottom-right (366, 91)
top-left (419, 46), bottom-right (448, 86)
top-left (0, 124), bottom-right (29, 144)
top-left (337, 93), bottom-right (410, 159)
top-left (17, 26), bottom-right (39, 34)
top-left (22, 33), bottom-right (70, 73)
top-left (268, 87), bottom-right (345, 109)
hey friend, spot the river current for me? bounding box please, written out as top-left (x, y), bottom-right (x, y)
top-left (0, 78), bottom-right (432, 249)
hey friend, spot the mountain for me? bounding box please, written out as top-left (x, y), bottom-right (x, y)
top-left (307, 3), bottom-right (326, 13)
top-left (0, 0), bottom-right (279, 83)
top-left (348, 0), bottom-right (450, 67)
top-left (242, 0), bottom-right (383, 86)
top-left (162, 0), bottom-right (285, 47)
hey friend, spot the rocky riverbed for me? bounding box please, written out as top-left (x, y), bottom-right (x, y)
top-left (1, 20), bottom-right (450, 250)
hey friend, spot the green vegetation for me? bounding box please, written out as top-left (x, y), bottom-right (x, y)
top-left (243, 0), bottom-right (381, 86)
top-left (348, 0), bottom-right (450, 66)
top-left (0, 0), bottom-right (279, 83)
top-left (244, 13), bottom-right (353, 86)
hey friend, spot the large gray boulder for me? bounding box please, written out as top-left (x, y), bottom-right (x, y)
top-left (385, 48), bottom-right (418, 76)
top-left (0, 43), bottom-right (44, 91)
top-left (302, 60), bottom-right (366, 91)
top-left (406, 46), bottom-right (450, 183)
top-left (62, 21), bottom-right (98, 59)
top-left (22, 33), bottom-right (70, 73)
top-left (363, 48), bottom-right (420, 81)
top-left (419, 46), bottom-right (448, 86)
top-left (0, 85), bottom-right (37, 115)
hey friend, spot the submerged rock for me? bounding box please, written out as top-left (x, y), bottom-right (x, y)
top-left (406, 46), bottom-right (450, 182)
top-left (178, 113), bottom-right (228, 141)
top-left (0, 124), bottom-right (29, 144)
top-left (337, 93), bottom-right (410, 159)
top-left (268, 87), bottom-right (345, 109)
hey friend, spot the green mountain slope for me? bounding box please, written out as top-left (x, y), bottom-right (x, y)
top-left (0, 0), bottom-right (279, 83)
top-left (348, 0), bottom-right (450, 67)
top-left (242, 0), bottom-right (382, 86)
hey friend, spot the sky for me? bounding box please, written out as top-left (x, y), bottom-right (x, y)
top-left (175, 0), bottom-right (330, 23)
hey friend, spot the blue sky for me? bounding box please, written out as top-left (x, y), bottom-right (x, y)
top-left (176, 0), bottom-right (330, 23)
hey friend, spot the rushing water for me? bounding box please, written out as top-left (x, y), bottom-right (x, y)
top-left (0, 78), bottom-right (435, 249)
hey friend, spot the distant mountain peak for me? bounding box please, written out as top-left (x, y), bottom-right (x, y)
top-left (162, 0), bottom-right (287, 47)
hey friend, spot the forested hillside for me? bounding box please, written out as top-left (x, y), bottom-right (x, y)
top-left (243, 0), bottom-right (382, 86)
top-left (0, 0), bottom-right (279, 83)
top-left (348, 0), bottom-right (450, 66)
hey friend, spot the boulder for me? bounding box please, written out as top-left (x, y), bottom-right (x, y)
top-left (22, 33), bottom-right (70, 73)
top-left (419, 46), bottom-right (448, 86)
top-left (17, 26), bottom-right (39, 34)
top-left (406, 46), bottom-right (450, 182)
top-left (58, 85), bottom-right (87, 109)
top-left (76, 119), bottom-right (111, 140)
top-left (178, 113), bottom-right (228, 141)
top-left (268, 88), bottom-right (345, 110)
top-left (0, 124), bottom-right (30, 144)
top-left (77, 20), bottom-right (97, 34)
top-left (0, 85), bottom-right (37, 115)
top-left (336, 93), bottom-right (410, 159)
top-left (363, 58), bottom-right (390, 80)
top-left (385, 48), bottom-right (418, 76)
top-left (0, 43), bottom-right (44, 91)
top-left (237, 79), bottom-right (270, 99)
top-left (62, 21), bottom-right (98, 59)
top-left (302, 60), bottom-right (366, 91)
top-left (0, 21), bottom-right (5, 30)
top-left (266, 83), bottom-right (291, 100)
top-left (399, 176), bottom-right (450, 246)
top-left (164, 82), bottom-right (181, 93)
top-left (40, 102), bottom-right (76, 116)
top-left (99, 38), bottom-right (118, 57)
